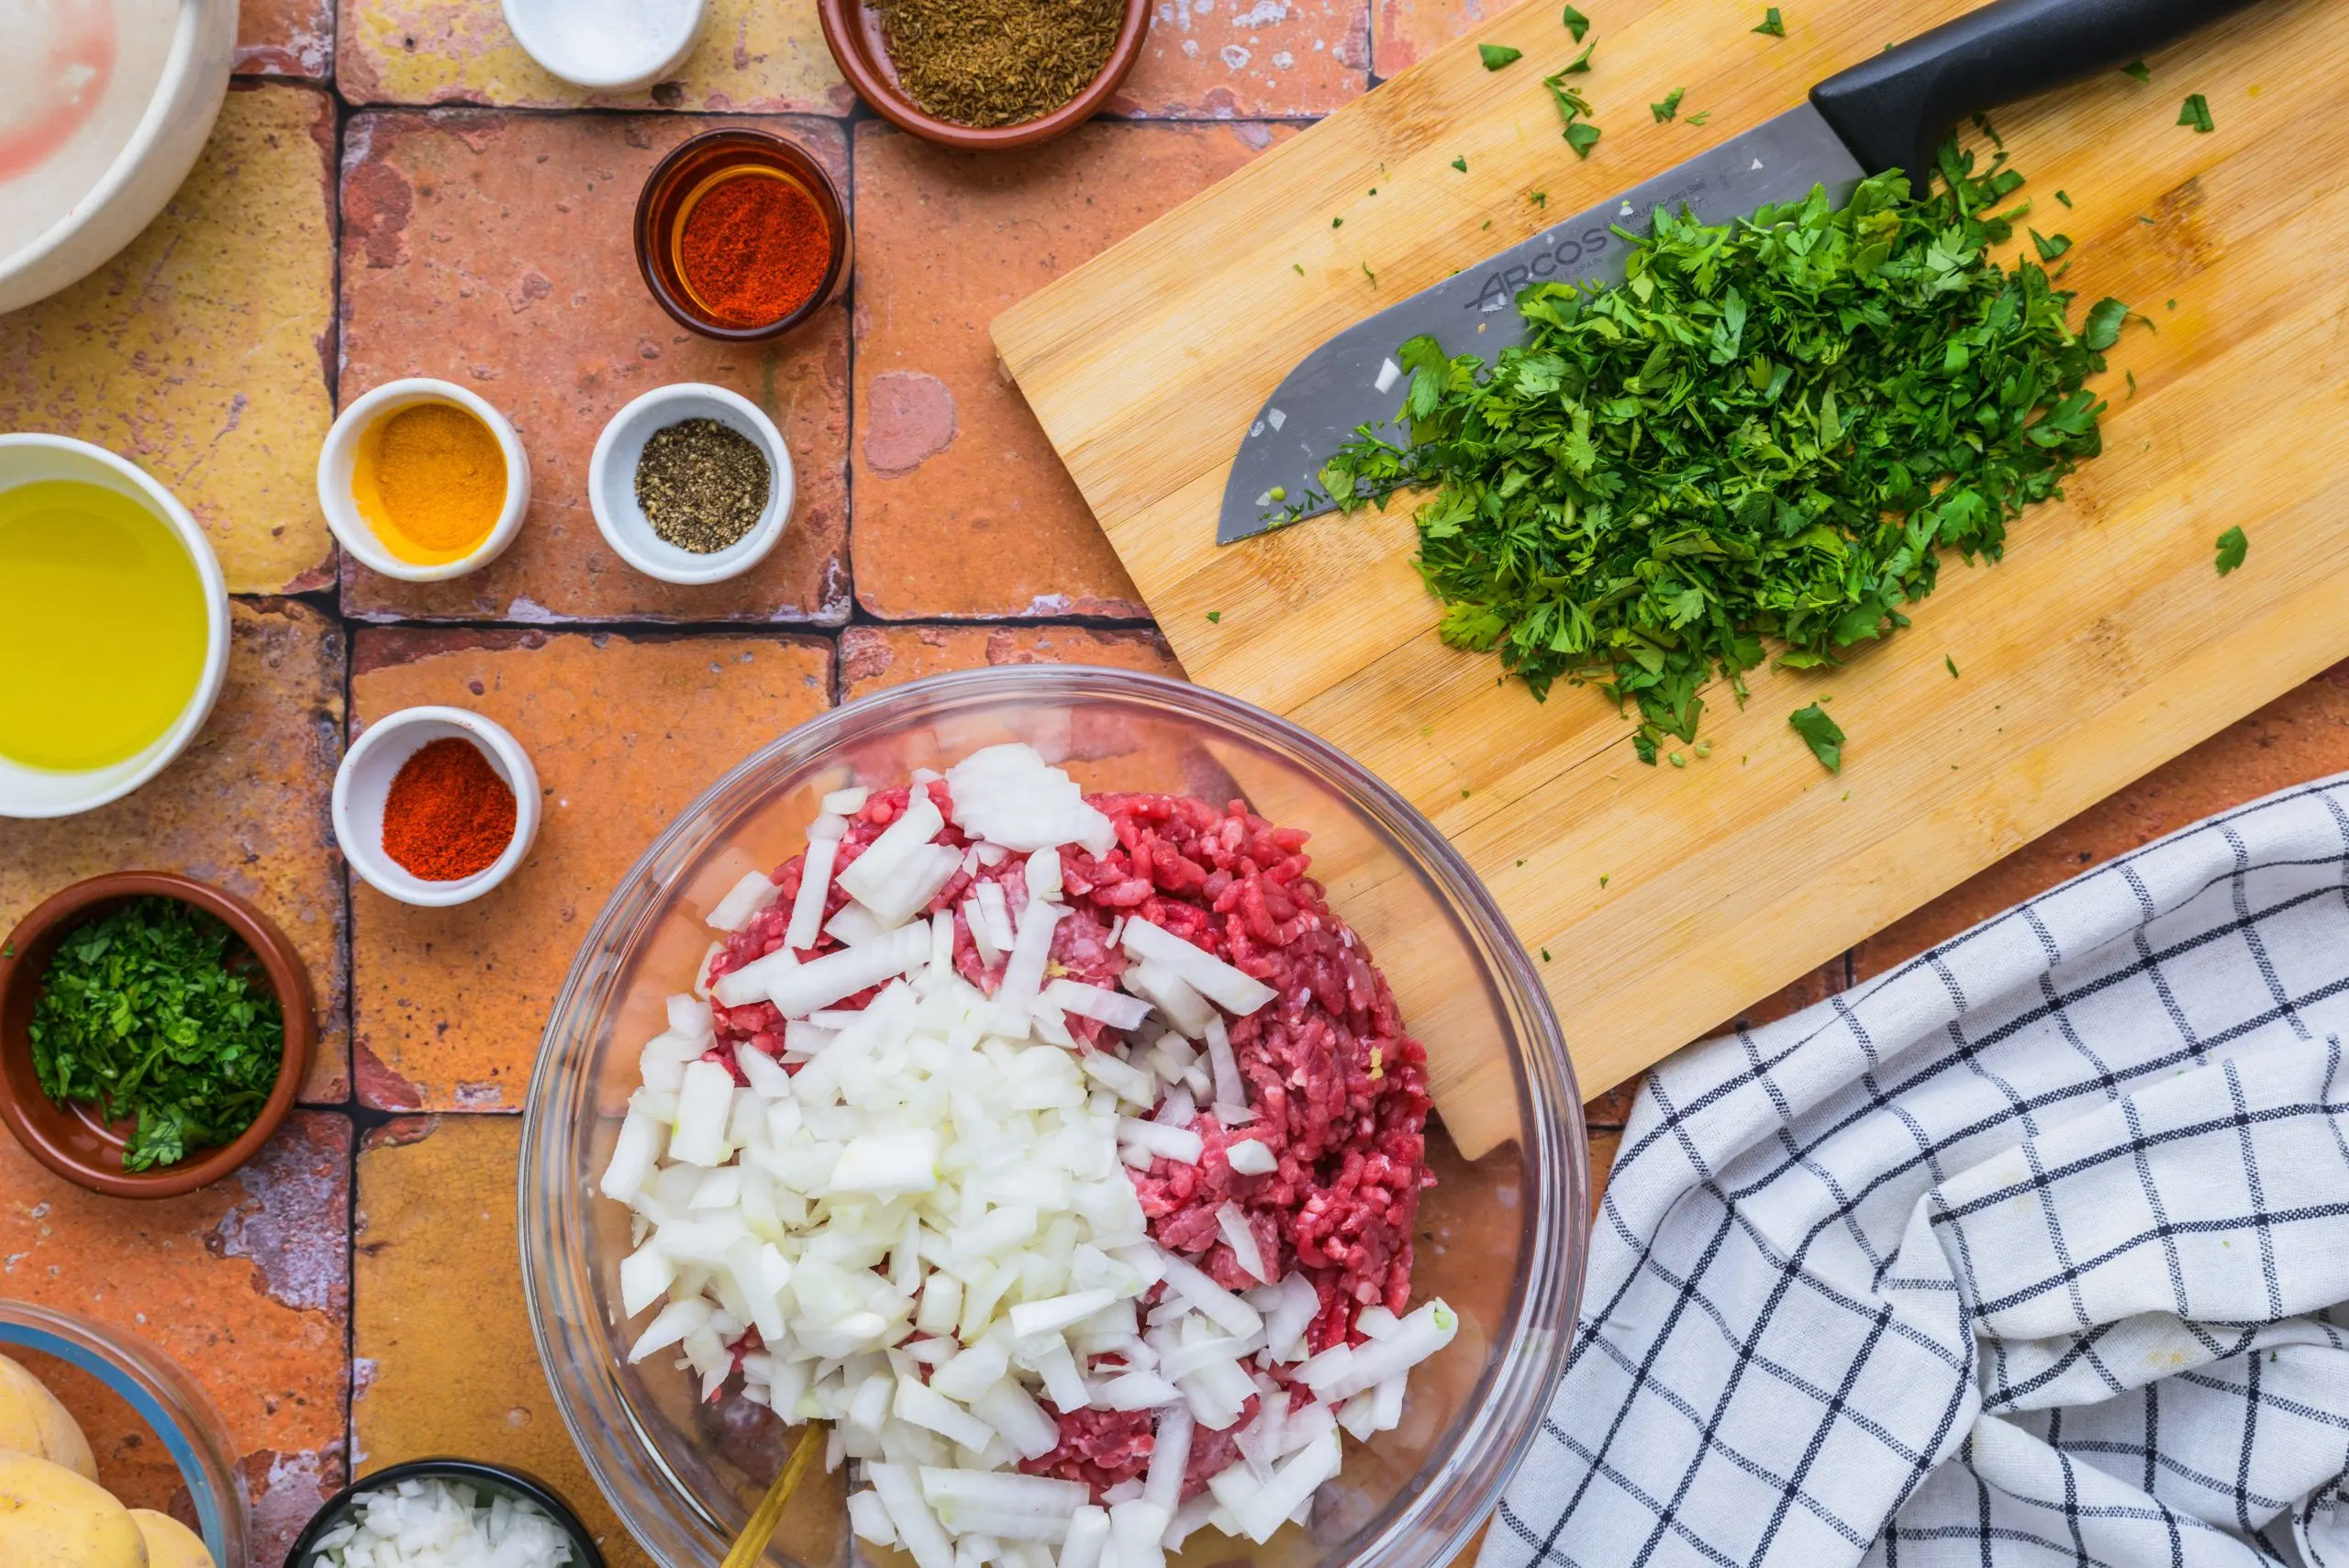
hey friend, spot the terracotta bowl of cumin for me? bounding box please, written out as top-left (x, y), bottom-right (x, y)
top-left (818, 0), bottom-right (1152, 151)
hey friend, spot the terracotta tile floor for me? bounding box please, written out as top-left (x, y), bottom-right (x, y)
top-left (2, 6), bottom-right (2346, 1566)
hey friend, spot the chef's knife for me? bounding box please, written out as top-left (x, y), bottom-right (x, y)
top-left (1218, 0), bottom-right (2257, 545)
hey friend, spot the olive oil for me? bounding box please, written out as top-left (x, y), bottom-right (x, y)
top-left (0, 479), bottom-right (209, 772)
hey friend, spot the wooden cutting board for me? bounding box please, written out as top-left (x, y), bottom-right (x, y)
top-left (994, 0), bottom-right (2349, 1160)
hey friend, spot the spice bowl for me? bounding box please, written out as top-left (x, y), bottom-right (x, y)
top-left (588, 382), bottom-right (795, 585)
top-left (317, 378), bottom-right (531, 584)
top-left (286, 1457), bottom-right (606, 1568)
top-left (816, 0), bottom-right (1152, 150)
top-left (0, 872), bottom-right (314, 1199)
top-left (633, 128), bottom-right (849, 342)
top-left (501, 0), bottom-right (707, 94)
top-left (334, 706), bottom-right (541, 908)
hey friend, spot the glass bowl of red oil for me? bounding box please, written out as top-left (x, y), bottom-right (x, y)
top-left (634, 129), bottom-right (850, 343)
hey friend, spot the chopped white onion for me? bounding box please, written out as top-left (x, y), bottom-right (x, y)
top-left (708, 870), bottom-right (781, 933)
top-left (1225, 1139), bottom-right (1276, 1176)
top-left (1120, 918), bottom-right (1277, 1018)
top-left (602, 751), bottom-right (1460, 1565)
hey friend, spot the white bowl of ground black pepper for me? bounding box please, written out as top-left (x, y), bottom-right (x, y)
top-left (588, 382), bottom-right (793, 585)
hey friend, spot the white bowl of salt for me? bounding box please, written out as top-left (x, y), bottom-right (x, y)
top-left (502, 0), bottom-right (708, 94)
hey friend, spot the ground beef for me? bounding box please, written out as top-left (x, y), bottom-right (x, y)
top-left (1023, 1397), bottom-right (1254, 1503)
top-left (706, 783), bottom-right (1434, 1502)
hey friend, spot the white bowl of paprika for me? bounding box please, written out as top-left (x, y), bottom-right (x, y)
top-left (333, 706), bottom-right (541, 908)
top-left (317, 379), bottom-right (531, 584)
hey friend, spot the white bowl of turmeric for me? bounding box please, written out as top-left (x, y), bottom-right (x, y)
top-left (317, 379), bottom-right (530, 583)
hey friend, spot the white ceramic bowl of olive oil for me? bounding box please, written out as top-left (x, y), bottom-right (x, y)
top-left (0, 435), bottom-right (230, 819)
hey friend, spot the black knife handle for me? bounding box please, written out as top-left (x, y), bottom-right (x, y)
top-left (1810, 0), bottom-right (2265, 192)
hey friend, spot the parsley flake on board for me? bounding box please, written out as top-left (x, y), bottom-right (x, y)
top-left (1543, 58), bottom-right (1602, 157)
top-left (1561, 5), bottom-right (1589, 41)
top-left (28, 897), bottom-right (284, 1172)
top-left (2122, 60), bottom-right (2151, 83)
top-left (1316, 140), bottom-right (2126, 766)
top-left (1480, 42), bottom-right (1523, 69)
top-left (2179, 94), bottom-right (2215, 133)
top-left (2216, 527), bottom-right (2248, 575)
top-left (1789, 704), bottom-right (1845, 772)
top-left (1452, 155), bottom-right (1469, 172)
top-left (1653, 86), bottom-right (1686, 122)
top-left (1753, 7), bottom-right (1785, 36)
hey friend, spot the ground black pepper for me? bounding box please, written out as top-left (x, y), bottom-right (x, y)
top-left (634, 418), bottom-right (772, 554)
top-left (870, 0), bottom-right (1123, 128)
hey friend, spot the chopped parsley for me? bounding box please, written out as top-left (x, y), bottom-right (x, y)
top-left (1543, 54), bottom-right (1601, 158)
top-left (1206, 610), bottom-right (1223, 622)
top-left (2122, 60), bottom-right (2151, 83)
top-left (1789, 704), bottom-right (1845, 772)
top-left (2054, 190), bottom-right (2073, 207)
top-left (1561, 5), bottom-right (1589, 41)
top-left (1452, 155), bottom-right (1469, 172)
top-left (2215, 527), bottom-right (2248, 575)
top-left (28, 897), bottom-right (285, 1172)
top-left (1753, 6), bottom-right (1785, 36)
top-left (1945, 654), bottom-right (1960, 678)
top-left (1652, 86), bottom-right (1686, 122)
top-left (2179, 94), bottom-right (2214, 133)
top-left (1479, 42), bottom-right (1523, 69)
top-left (2031, 229), bottom-right (2072, 261)
top-left (1316, 142), bottom-right (2125, 765)
top-left (1687, 109), bottom-right (1712, 126)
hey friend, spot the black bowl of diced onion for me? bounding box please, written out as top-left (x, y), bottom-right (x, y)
top-left (283, 1459), bottom-right (607, 1568)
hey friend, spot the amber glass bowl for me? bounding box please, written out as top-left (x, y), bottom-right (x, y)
top-left (0, 872), bottom-right (313, 1198)
top-left (634, 129), bottom-right (850, 343)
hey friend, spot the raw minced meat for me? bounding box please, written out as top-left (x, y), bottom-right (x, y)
top-left (702, 780), bottom-right (1435, 1499)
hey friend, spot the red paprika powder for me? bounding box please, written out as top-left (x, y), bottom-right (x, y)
top-left (676, 171), bottom-right (831, 328)
top-left (382, 737), bottom-right (517, 882)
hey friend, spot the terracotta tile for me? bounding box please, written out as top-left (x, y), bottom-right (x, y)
top-left (238, 0), bottom-right (335, 76)
top-left (338, 110), bottom-right (851, 625)
top-left (853, 121), bottom-right (1288, 620)
top-left (355, 1115), bottom-right (652, 1567)
top-left (0, 602), bottom-right (350, 1104)
top-left (337, 0), bottom-right (851, 113)
top-left (0, 85), bottom-right (337, 595)
top-left (1371, 0), bottom-right (1496, 78)
top-left (838, 623), bottom-right (1184, 701)
top-left (1855, 661), bottom-right (2349, 981)
top-left (1113, 0), bottom-right (1369, 118)
top-left (348, 629), bottom-right (832, 1110)
top-left (0, 1113), bottom-right (351, 1566)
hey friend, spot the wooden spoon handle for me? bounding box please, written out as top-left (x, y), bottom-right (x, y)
top-left (721, 1421), bottom-right (828, 1568)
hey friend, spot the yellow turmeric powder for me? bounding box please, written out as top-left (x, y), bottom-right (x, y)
top-left (353, 402), bottom-right (507, 564)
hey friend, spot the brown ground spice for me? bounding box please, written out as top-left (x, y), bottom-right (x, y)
top-left (869, 0), bottom-right (1124, 128)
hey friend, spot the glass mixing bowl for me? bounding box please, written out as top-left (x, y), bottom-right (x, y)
top-left (522, 668), bottom-right (1586, 1568)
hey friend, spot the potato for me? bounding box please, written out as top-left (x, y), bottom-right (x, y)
top-left (130, 1510), bottom-right (213, 1568)
top-left (0, 1352), bottom-right (98, 1479)
top-left (0, 1448), bottom-right (148, 1566)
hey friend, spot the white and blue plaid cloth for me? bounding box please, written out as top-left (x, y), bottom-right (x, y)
top-left (1486, 775), bottom-right (2349, 1568)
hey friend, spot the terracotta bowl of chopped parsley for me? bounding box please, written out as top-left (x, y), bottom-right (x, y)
top-left (0, 873), bottom-right (312, 1197)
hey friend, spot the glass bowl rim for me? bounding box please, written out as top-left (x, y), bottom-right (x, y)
top-left (520, 665), bottom-right (1587, 1568)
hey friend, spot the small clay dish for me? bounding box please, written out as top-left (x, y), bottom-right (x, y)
top-left (816, 0), bottom-right (1152, 151)
top-left (0, 873), bottom-right (313, 1199)
top-left (634, 128), bottom-right (850, 343)
top-left (285, 1458), bottom-right (607, 1568)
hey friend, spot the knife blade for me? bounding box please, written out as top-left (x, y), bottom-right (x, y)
top-left (1217, 0), bottom-right (2256, 546)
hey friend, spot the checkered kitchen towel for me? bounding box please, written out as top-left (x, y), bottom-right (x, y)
top-left (1485, 774), bottom-right (2349, 1568)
